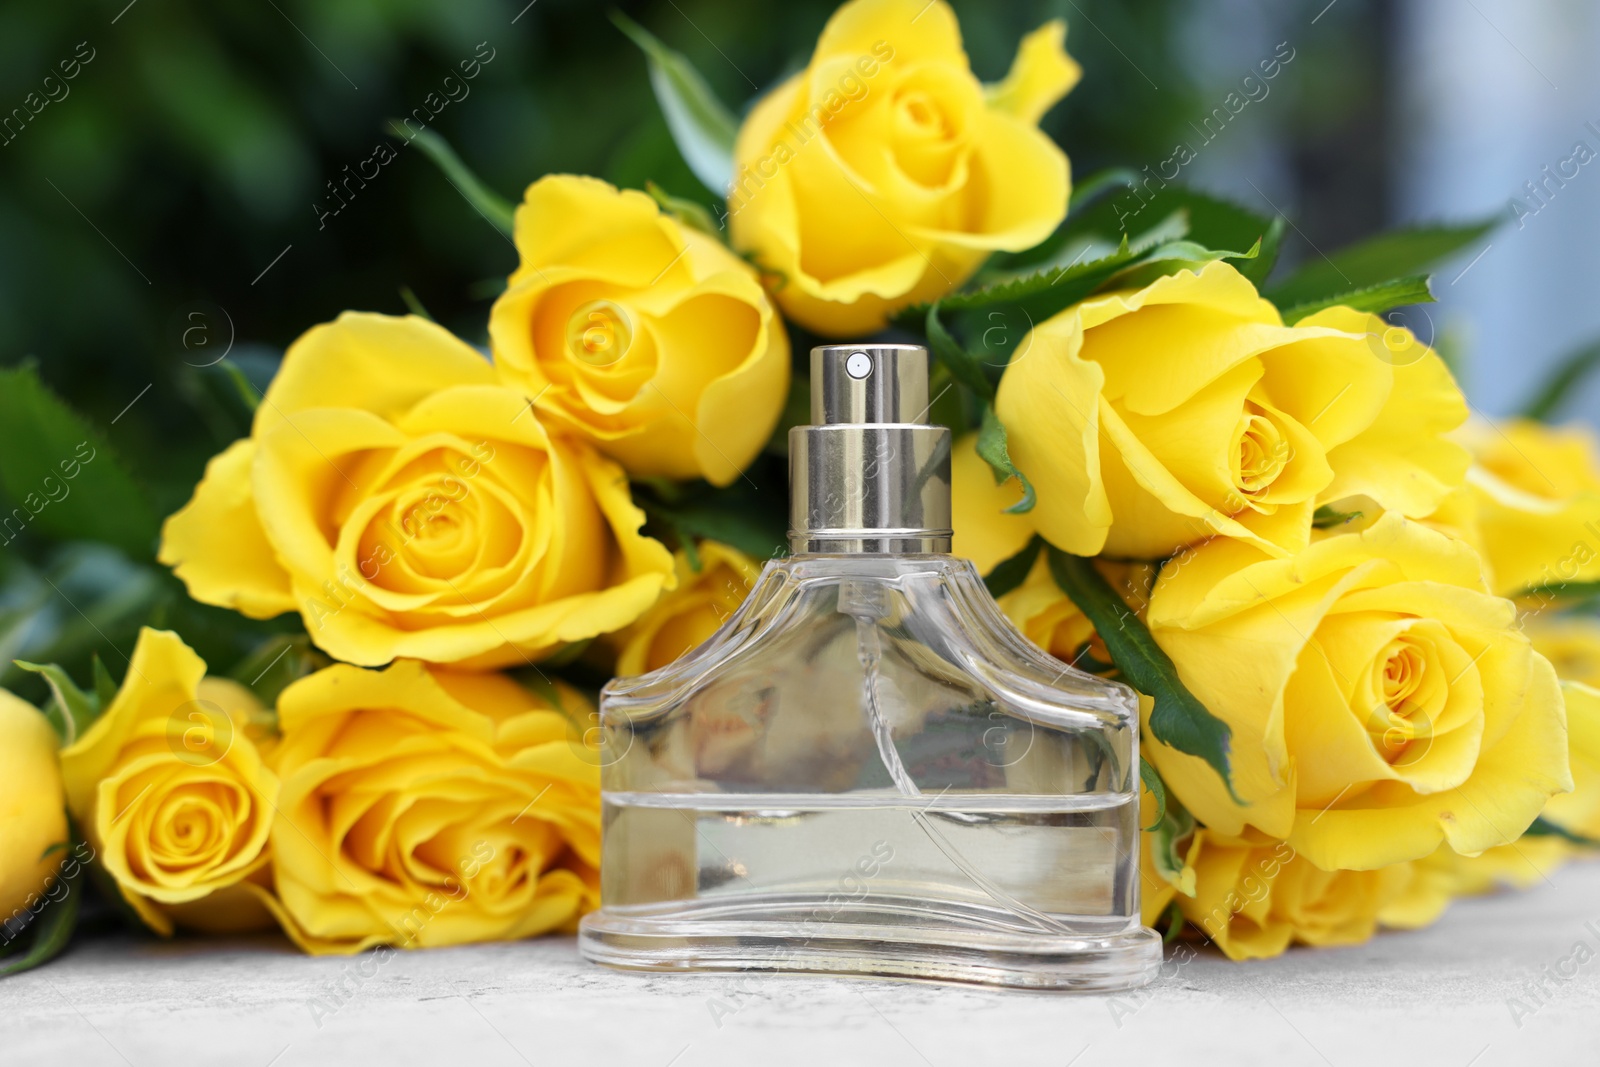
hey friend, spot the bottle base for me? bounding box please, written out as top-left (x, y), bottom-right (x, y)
top-left (577, 910), bottom-right (1164, 992)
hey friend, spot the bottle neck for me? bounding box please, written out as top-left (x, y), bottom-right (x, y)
top-left (787, 423), bottom-right (953, 556)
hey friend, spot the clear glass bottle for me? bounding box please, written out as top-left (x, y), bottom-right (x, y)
top-left (578, 344), bottom-right (1161, 990)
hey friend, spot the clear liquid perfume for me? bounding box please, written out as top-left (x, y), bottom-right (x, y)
top-left (578, 344), bottom-right (1162, 990)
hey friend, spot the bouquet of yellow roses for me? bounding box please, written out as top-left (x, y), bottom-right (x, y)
top-left (3, 0), bottom-right (1598, 974)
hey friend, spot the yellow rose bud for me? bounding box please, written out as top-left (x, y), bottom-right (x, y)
top-left (1455, 418), bottom-right (1600, 598)
top-left (1156, 828), bottom-right (1412, 960)
top-left (729, 0), bottom-right (1078, 335)
top-left (489, 175), bottom-right (789, 487)
top-left (613, 542), bottom-right (761, 676)
top-left (0, 690), bottom-right (68, 927)
top-left (270, 660), bottom-right (600, 954)
top-left (159, 312), bottom-right (676, 668)
top-left (996, 262), bottom-right (1470, 559)
top-left (1145, 512), bottom-right (1571, 870)
top-left (58, 629), bottom-right (278, 936)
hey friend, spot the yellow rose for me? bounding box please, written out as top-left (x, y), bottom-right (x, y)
top-left (950, 432), bottom-right (1034, 575)
top-left (729, 0), bottom-right (1078, 335)
top-left (270, 660), bottom-right (600, 954)
top-left (1527, 614), bottom-right (1600, 688)
top-left (1136, 780), bottom-right (1196, 928)
top-left (996, 262), bottom-right (1470, 559)
top-left (1147, 827), bottom-right (1411, 960)
top-left (994, 556), bottom-right (1155, 673)
top-left (613, 541), bottom-right (761, 676)
top-left (1145, 512), bottom-right (1571, 870)
top-left (488, 175), bottom-right (789, 486)
top-left (1445, 837), bottom-right (1573, 892)
top-left (159, 312), bottom-right (675, 668)
top-left (58, 628), bottom-right (278, 935)
top-left (999, 559), bottom-right (1098, 664)
top-left (1526, 621), bottom-right (1600, 841)
top-left (1543, 681), bottom-right (1600, 840)
top-left (1379, 836), bottom-right (1572, 930)
top-left (0, 690), bottom-right (68, 926)
top-left (1455, 418), bottom-right (1600, 597)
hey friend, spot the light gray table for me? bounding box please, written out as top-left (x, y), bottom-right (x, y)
top-left (8, 860), bottom-right (1599, 1066)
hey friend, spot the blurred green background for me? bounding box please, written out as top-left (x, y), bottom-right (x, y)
top-left (0, 0), bottom-right (1398, 700)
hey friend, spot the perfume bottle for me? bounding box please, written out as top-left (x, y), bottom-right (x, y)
top-left (579, 344), bottom-right (1162, 990)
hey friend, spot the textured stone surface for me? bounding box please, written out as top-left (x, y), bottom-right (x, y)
top-left (9, 860), bottom-right (1600, 1066)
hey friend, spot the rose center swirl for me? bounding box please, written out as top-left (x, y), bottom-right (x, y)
top-left (1365, 636), bottom-right (1440, 762)
top-left (1232, 408), bottom-right (1288, 495)
top-left (565, 299), bottom-right (634, 368)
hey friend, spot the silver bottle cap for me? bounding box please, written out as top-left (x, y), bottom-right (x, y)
top-left (788, 344), bottom-right (952, 554)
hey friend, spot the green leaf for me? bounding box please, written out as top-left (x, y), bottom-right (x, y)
top-left (679, 535), bottom-right (703, 572)
top-left (1524, 815), bottom-right (1600, 847)
top-left (468, 276), bottom-right (508, 301)
top-left (1312, 504), bottom-right (1364, 529)
top-left (975, 407), bottom-right (1035, 514)
top-left (90, 654), bottom-right (119, 711)
top-left (612, 12), bottom-right (737, 196)
top-left (640, 477), bottom-right (789, 563)
top-left (0, 545), bottom-right (165, 697)
top-left (0, 843), bottom-right (83, 978)
top-left (925, 304), bottom-right (998, 402)
top-left (541, 638), bottom-right (596, 669)
top-left (1233, 215), bottom-right (1286, 287)
top-left (932, 237), bottom-right (1137, 319)
top-left (906, 239), bottom-right (1144, 368)
top-left (1277, 274), bottom-right (1434, 325)
top-left (390, 122), bottom-right (515, 237)
top-left (1521, 336), bottom-right (1600, 421)
top-left (398, 286), bottom-right (433, 321)
top-left (1071, 186), bottom-right (1274, 259)
top-left (228, 634), bottom-right (325, 710)
top-left (0, 364), bottom-right (158, 557)
top-left (1001, 210), bottom-right (1189, 284)
top-left (1069, 641), bottom-right (1118, 677)
top-left (83, 845), bottom-right (151, 934)
top-left (924, 361), bottom-right (970, 437)
top-left (1161, 901), bottom-right (1186, 943)
top-left (663, 505), bottom-right (785, 561)
top-left (1106, 236), bottom-right (1262, 292)
top-left (509, 665), bottom-right (566, 713)
top-left (0, 546), bottom-right (164, 696)
top-left (982, 535), bottom-right (1043, 599)
top-left (1069, 167), bottom-right (1140, 215)
top-left (1139, 755), bottom-right (1167, 831)
top-left (646, 180), bottom-right (723, 238)
top-left (996, 168), bottom-right (1137, 272)
top-left (1516, 578), bottom-right (1600, 606)
top-left (1048, 548), bottom-right (1239, 801)
top-left (216, 360), bottom-right (262, 413)
top-left (13, 660), bottom-right (98, 747)
top-left (1265, 217), bottom-right (1498, 309)
top-left (1150, 791), bottom-right (1196, 891)
top-left (958, 208), bottom-right (1264, 334)
top-left (763, 373), bottom-right (814, 458)
top-left (910, 210), bottom-right (1196, 341)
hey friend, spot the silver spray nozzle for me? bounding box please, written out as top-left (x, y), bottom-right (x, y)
top-left (789, 344), bottom-right (952, 555)
top-left (811, 343), bottom-right (932, 425)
